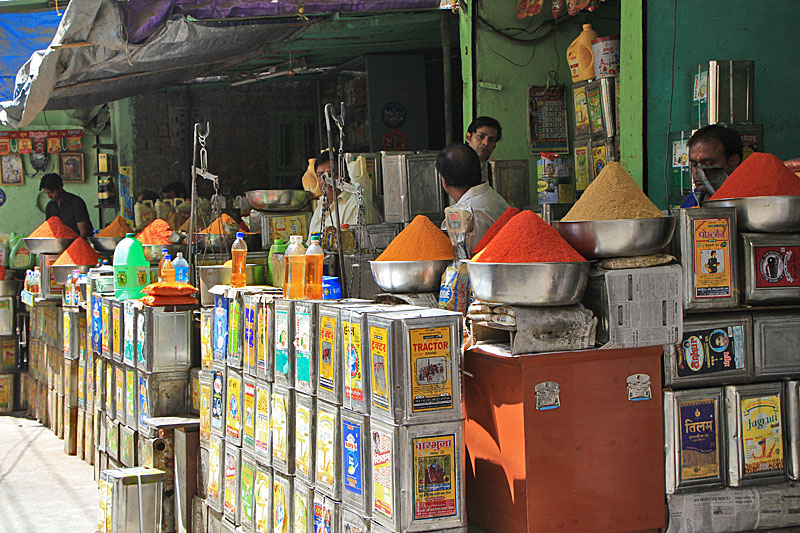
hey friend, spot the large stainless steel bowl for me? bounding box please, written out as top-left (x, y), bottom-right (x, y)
top-left (705, 196), bottom-right (800, 233)
top-left (51, 264), bottom-right (91, 284)
top-left (466, 261), bottom-right (590, 306)
top-left (552, 216), bottom-right (676, 259)
top-left (246, 190), bottom-right (309, 212)
top-left (141, 243), bottom-right (186, 263)
top-left (89, 236), bottom-right (124, 254)
top-left (369, 260), bottom-right (451, 294)
top-left (22, 237), bottom-right (74, 254)
top-left (0, 280), bottom-right (20, 297)
top-left (197, 264), bottom-right (265, 306)
top-left (194, 232), bottom-right (262, 253)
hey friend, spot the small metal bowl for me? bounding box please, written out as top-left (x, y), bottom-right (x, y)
top-left (246, 189), bottom-right (309, 211)
top-left (0, 280), bottom-right (21, 297)
top-left (51, 264), bottom-right (91, 284)
top-left (369, 260), bottom-right (451, 294)
top-left (197, 264), bottom-right (265, 306)
top-left (194, 232), bottom-right (262, 253)
top-left (466, 261), bottom-right (590, 306)
top-left (141, 243), bottom-right (186, 263)
top-left (705, 196), bottom-right (800, 233)
top-left (22, 237), bottom-right (75, 255)
top-left (89, 236), bottom-right (124, 254)
top-left (552, 216), bottom-right (676, 259)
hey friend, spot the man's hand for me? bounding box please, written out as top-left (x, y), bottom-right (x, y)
top-left (77, 220), bottom-right (92, 239)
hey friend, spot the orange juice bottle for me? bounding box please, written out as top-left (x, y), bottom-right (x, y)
top-left (284, 235), bottom-right (306, 299)
top-left (304, 236), bottom-right (324, 299)
top-left (231, 232), bottom-right (247, 288)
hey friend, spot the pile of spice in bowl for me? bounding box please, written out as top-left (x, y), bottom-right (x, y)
top-left (53, 238), bottom-right (102, 266)
top-left (137, 219), bottom-right (174, 245)
top-left (472, 207), bottom-right (520, 256)
top-left (710, 152), bottom-right (800, 199)
top-left (96, 216), bottom-right (134, 237)
top-left (28, 217), bottom-right (79, 239)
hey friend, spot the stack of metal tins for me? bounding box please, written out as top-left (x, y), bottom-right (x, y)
top-left (0, 288), bottom-right (20, 414)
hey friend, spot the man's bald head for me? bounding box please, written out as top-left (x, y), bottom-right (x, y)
top-left (435, 143), bottom-right (483, 192)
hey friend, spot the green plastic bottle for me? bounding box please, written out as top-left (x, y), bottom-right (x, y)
top-left (113, 233), bottom-right (150, 300)
top-left (267, 238), bottom-right (288, 287)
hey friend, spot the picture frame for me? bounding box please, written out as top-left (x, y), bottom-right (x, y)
top-left (59, 152), bottom-right (84, 183)
top-left (0, 154), bottom-right (24, 185)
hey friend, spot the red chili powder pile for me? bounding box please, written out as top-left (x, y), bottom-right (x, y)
top-left (136, 219), bottom-right (173, 245)
top-left (377, 215), bottom-right (454, 261)
top-left (28, 217), bottom-right (79, 239)
top-left (53, 238), bottom-right (102, 266)
top-left (472, 207), bottom-right (521, 255)
top-left (711, 152), bottom-right (800, 199)
top-left (474, 210), bottom-right (585, 263)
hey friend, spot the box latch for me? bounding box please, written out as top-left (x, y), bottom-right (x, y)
top-left (627, 374), bottom-right (651, 401)
top-left (535, 381), bottom-right (560, 410)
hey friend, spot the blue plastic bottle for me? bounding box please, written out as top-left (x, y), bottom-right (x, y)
top-left (173, 252), bottom-right (190, 283)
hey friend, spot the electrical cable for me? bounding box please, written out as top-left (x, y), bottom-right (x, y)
top-left (661, 0), bottom-right (677, 208)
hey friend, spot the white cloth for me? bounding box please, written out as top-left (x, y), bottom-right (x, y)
top-left (308, 191), bottom-right (378, 236)
top-left (452, 182), bottom-right (510, 253)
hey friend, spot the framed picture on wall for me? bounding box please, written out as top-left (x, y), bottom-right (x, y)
top-left (59, 152), bottom-right (84, 183)
top-left (0, 154), bottom-right (24, 185)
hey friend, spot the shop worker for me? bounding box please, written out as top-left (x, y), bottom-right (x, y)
top-left (308, 150), bottom-right (378, 235)
top-left (681, 124), bottom-right (743, 207)
top-left (40, 172), bottom-right (93, 238)
top-left (436, 143), bottom-right (509, 253)
top-left (161, 181), bottom-right (188, 200)
top-left (465, 116), bottom-right (502, 162)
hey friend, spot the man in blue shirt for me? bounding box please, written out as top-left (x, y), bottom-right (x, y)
top-left (680, 125), bottom-right (743, 208)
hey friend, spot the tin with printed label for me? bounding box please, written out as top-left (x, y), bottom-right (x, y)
top-left (253, 463), bottom-right (273, 533)
top-left (240, 451), bottom-right (257, 532)
top-left (341, 507), bottom-right (371, 533)
top-left (293, 479), bottom-right (315, 533)
top-left (294, 300), bottom-right (319, 395)
top-left (101, 297), bottom-right (113, 358)
top-left (315, 399), bottom-right (342, 499)
top-left (664, 313), bottom-right (753, 388)
top-left (201, 308), bottom-right (214, 368)
top-left (256, 295), bottom-right (275, 382)
top-left (741, 233), bottom-right (800, 304)
top-left (136, 305), bottom-right (194, 373)
top-left (210, 367), bottom-right (227, 438)
top-left (243, 293), bottom-right (260, 377)
top-left (272, 469), bottom-right (294, 533)
top-left (271, 383), bottom-right (296, 475)
top-left (274, 300), bottom-right (295, 388)
top-left (200, 369), bottom-right (213, 445)
top-left (664, 387), bottom-right (725, 494)
top-left (223, 441), bottom-right (242, 524)
top-left (114, 363), bottom-right (126, 424)
top-left (190, 367), bottom-right (201, 416)
top-left (213, 292), bottom-right (229, 367)
top-left (342, 409), bottom-right (372, 515)
top-left (123, 300), bottom-right (136, 366)
top-left (226, 368), bottom-right (244, 445)
top-left (295, 392), bottom-right (316, 486)
top-left (255, 380), bottom-right (272, 466)
top-left (242, 375), bottom-right (257, 455)
top-left (367, 309), bottom-right (463, 425)
top-left (207, 434), bottom-right (225, 513)
top-left (725, 382), bottom-right (786, 486)
top-left (137, 369), bottom-right (190, 438)
top-left (313, 492), bottom-right (342, 533)
top-left (784, 381), bottom-right (800, 481)
top-left (112, 298), bottom-right (123, 362)
top-left (751, 310), bottom-right (800, 380)
top-left (228, 290), bottom-right (244, 369)
top-left (106, 415), bottom-right (119, 461)
top-left (125, 367), bottom-right (137, 430)
top-left (120, 423), bottom-right (138, 467)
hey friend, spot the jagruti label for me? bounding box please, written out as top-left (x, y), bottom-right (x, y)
top-left (741, 395), bottom-right (783, 474)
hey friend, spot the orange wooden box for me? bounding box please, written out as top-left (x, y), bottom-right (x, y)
top-left (464, 345), bottom-right (665, 532)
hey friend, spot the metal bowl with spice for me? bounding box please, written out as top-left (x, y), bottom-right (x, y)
top-left (369, 260), bottom-right (451, 294)
top-left (466, 261), bottom-right (590, 306)
top-left (22, 237), bottom-right (74, 255)
top-left (551, 216), bottom-right (676, 259)
top-left (704, 196), bottom-right (800, 233)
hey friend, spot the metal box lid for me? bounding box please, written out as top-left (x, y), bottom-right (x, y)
top-left (752, 310), bottom-right (800, 379)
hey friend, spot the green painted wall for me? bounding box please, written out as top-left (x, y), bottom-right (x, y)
top-left (0, 110), bottom-right (109, 236)
top-left (646, 0), bottom-right (800, 208)
top-left (462, 0), bottom-right (620, 205)
top-left (619, 1), bottom-right (643, 186)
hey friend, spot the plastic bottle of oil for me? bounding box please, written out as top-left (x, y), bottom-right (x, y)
top-left (231, 232), bottom-right (247, 288)
top-left (157, 248), bottom-right (169, 282)
top-left (567, 23), bottom-right (598, 83)
top-left (284, 235), bottom-right (306, 299)
top-left (161, 254), bottom-right (176, 283)
top-left (304, 236), bottom-right (324, 299)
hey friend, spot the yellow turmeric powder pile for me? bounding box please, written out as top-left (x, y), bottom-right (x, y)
top-left (201, 214), bottom-right (239, 234)
top-left (376, 215), bottom-right (454, 261)
top-left (96, 216), bottom-right (134, 237)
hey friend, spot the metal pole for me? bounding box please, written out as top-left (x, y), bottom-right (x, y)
top-left (323, 103), bottom-right (348, 298)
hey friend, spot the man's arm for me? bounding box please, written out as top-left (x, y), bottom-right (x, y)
top-left (74, 197), bottom-right (93, 238)
top-left (77, 220), bottom-right (92, 239)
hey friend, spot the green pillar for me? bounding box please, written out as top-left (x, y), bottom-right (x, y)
top-left (619, 1), bottom-right (643, 188)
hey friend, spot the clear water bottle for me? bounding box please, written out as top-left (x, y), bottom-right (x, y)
top-left (231, 232), bottom-right (247, 288)
top-left (173, 252), bottom-right (190, 283)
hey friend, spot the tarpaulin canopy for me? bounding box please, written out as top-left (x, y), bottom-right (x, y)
top-left (0, 11), bottom-right (62, 101)
top-left (0, 0), bottom-right (443, 128)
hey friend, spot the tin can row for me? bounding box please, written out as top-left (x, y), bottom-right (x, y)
top-left (665, 381), bottom-right (800, 494)
top-left (29, 304), bottom-right (63, 347)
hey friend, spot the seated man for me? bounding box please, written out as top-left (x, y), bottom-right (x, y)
top-left (436, 143), bottom-right (509, 253)
top-left (681, 125), bottom-right (743, 207)
top-left (308, 151), bottom-right (378, 235)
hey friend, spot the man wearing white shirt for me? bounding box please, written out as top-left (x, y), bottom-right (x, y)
top-left (436, 143), bottom-right (510, 254)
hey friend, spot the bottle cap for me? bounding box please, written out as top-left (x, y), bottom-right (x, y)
top-left (162, 248), bottom-right (169, 253)
top-left (236, 232), bottom-right (244, 238)
top-left (310, 236), bottom-right (320, 242)
top-left (165, 254), bottom-right (171, 261)
top-left (274, 239), bottom-right (284, 245)
top-left (341, 224), bottom-right (350, 229)
top-left (126, 233), bottom-right (135, 238)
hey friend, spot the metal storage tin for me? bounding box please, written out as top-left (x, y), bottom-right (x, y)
top-left (381, 152), bottom-right (446, 224)
top-left (664, 388), bottom-right (725, 494)
top-left (0, 296), bottom-right (11, 337)
top-left (190, 367), bottom-right (201, 416)
top-left (255, 380), bottom-right (272, 466)
top-left (98, 409), bottom-right (107, 452)
top-left (313, 492), bottom-right (342, 533)
top-left (294, 300), bottom-right (319, 395)
top-left (243, 293), bottom-right (258, 377)
top-left (0, 336), bottom-right (15, 373)
top-left (271, 384), bottom-right (295, 475)
top-left (86, 351), bottom-right (95, 412)
top-left (240, 451), bottom-right (257, 532)
top-left (341, 305), bottom-right (395, 414)
top-left (137, 370), bottom-right (189, 438)
top-left (243, 375), bottom-right (257, 456)
top-left (124, 367), bottom-right (137, 430)
top-left (112, 298), bottom-right (124, 362)
top-left (0, 373), bottom-right (12, 413)
top-left (752, 311), bottom-right (800, 380)
top-left (725, 383), bottom-right (786, 486)
top-left (786, 381), bottom-right (800, 481)
top-left (295, 392), bottom-right (317, 486)
top-left (136, 305), bottom-right (194, 373)
top-left (293, 480), bottom-right (315, 533)
top-left (101, 296), bottom-right (113, 358)
top-left (63, 309), bottom-right (79, 360)
top-left (585, 77), bottom-right (616, 138)
top-left (315, 399), bottom-right (342, 499)
top-left (370, 418), bottom-right (465, 532)
top-left (664, 312), bottom-right (754, 388)
top-left (272, 470), bottom-right (294, 533)
top-left (367, 309), bottom-right (462, 425)
top-left (78, 358), bottom-right (86, 410)
top-left (254, 464), bottom-right (273, 533)
top-left (207, 435), bottom-right (225, 513)
top-left (227, 291), bottom-right (244, 370)
top-left (274, 300), bottom-right (295, 388)
top-left (64, 357), bottom-right (78, 408)
top-left (115, 363), bottom-right (126, 424)
top-left (342, 409), bottom-right (372, 515)
top-left (226, 368), bottom-right (244, 445)
top-left (675, 207), bottom-right (740, 310)
top-left (120, 424), bottom-right (138, 467)
top-left (96, 355), bottom-right (106, 410)
top-left (223, 441), bottom-right (242, 525)
top-left (210, 367), bottom-right (226, 438)
top-left (213, 292), bottom-right (229, 367)
top-left (342, 507), bottom-right (371, 533)
top-left (198, 444), bottom-right (209, 499)
top-left (201, 308), bottom-right (214, 368)
top-left (693, 60), bottom-right (754, 127)
top-left (107, 416), bottom-right (119, 461)
top-left (256, 296), bottom-right (274, 382)
top-left (99, 467), bottom-right (165, 533)
top-left (200, 369), bottom-right (212, 445)
top-left (740, 233), bottom-right (800, 304)
top-left (123, 300), bottom-right (136, 367)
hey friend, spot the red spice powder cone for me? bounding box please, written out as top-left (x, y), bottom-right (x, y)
top-left (475, 210), bottom-right (585, 263)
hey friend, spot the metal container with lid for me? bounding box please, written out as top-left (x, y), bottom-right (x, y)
top-left (725, 382), bottom-right (786, 486)
top-left (122, 300), bottom-right (136, 367)
top-left (294, 300), bottom-right (320, 395)
top-left (253, 463), bottom-right (273, 532)
top-left (135, 304), bottom-right (194, 373)
top-left (227, 289), bottom-right (245, 370)
top-left (342, 507), bottom-right (371, 533)
top-left (664, 387), bottom-right (725, 494)
top-left (223, 441), bottom-right (242, 525)
top-left (240, 451), bottom-right (257, 532)
top-left (207, 434), bottom-right (225, 513)
top-left (242, 293), bottom-right (259, 377)
top-left (367, 308), bottom-right (462, 425)
top-left (199, 369), bottom-right (212, 446)
top-left (101, 296), bottom-right (113, 358)
top-left (313, 492), bottom-right (342, 532)
top-left (200, 308), bottom-right (213, 368)
top-left (740, 232), bottom-right (800, 304)
top-left (293, 479), bottom-right (315, 533)
top-left (693, 60), bottom-right (754, 128)
top-left (136, 369), bottom-right (189, 439)
top-left (114, 363), bottom-right (126, 425)
top-left (272, 469), bottom-right (294, 533)
top-left (242, 375), bottom-right (257, 456)
top-left (294, 392), bottom-right (316, 486)
top-left (111, 298), bottom-right (124, 363)
top-left (342, 409), bottom-right (372, 516)
top-left (274, 300), bottom-right (296, 388)
top-left (124, 366), bottom-right (137, 430)
top-left (381, 151), bottom-right (446, 225)
top-left (226, 368), bottom-right (244, 446)
top-left (314, 399), bottom-right (342, 499)
top-left (99, 466), bottom-right (166, 533)
top-left (664, 312), bottom-right (753, 388)
top-left (254, 380), bottom-right (272, 466)
top-left (271, 383), bottom-right (295, 475)
top-left (752, 310), bottom-right (800, 380)
top-left (212, 291), bottom-right (229, 368)
top-left (256, 295), bottom-right (274, 382)
top-left (119, 424), bottom-right (138, 467)
top-left (210, 367), bottom-right (226, 438)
